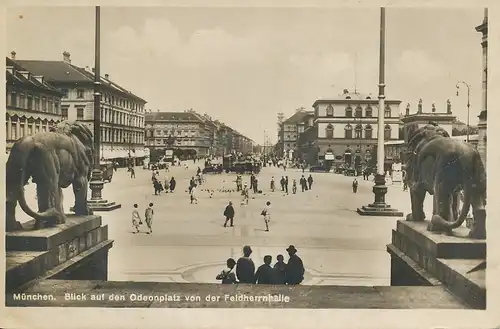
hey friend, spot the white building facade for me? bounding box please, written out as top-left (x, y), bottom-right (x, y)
top-left (312, 91), bottom-right (401, 166)
top-left (16, 52), bottom-right (147, 166)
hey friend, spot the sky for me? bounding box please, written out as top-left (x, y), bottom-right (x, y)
top-left (6, 6), bottom-right (485, 144)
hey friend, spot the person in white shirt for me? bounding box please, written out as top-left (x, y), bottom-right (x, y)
top-left (261, 201), bottom-right (271, 232)
top-left (190, 184), bottom-right (199, 204)
top-left (131, 204), bottom-right (142, 234)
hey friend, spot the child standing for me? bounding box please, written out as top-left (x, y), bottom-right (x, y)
top-left (132, 204), bottom-right (142, 234)
top-left (261, 201), bottom-right (271, 232)
top-left (144, 203), bottom-right (154, 234)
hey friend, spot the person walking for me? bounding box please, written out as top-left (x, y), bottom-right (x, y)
top-left (241, 183), bottom-right (249, 205)
top-left (253, 177), bottom-right (259, 193)
top-left (254, 255), bottom-right (276, 284)
top-left (131, 204), bottom-right (142, 234)
top-left (223, 201), bottom-right (235, 227)
top-left (270, 176), bottom-right (275, 192)
top-left (352, 178), bottom-right (359, 193)
top-left (169, 177), bottom-right (176, 192)
top-left (130, 167), bottom-right (135, 179)
top-left (280, 176), bottom-right (285, 191)
top-left (216, 258), bottom-right (238, 284)
top-left (284, 176), bottom-right (289, 194)
top-left (261, 201), bottom-right (271, 232)
top-left (273, 254), bottom-right (287, 284)
top-left (190, 184), bottom-right (199, 204)
top-left (292, 179), bottom-right (297, 194)
top-left (307, 175), bottom-right (314, 190)
top-left (300, 175), bottom-right (307, 192)
top-left (144, 203), bottom-right (154, 234)
top-left (285, 245), bottom-right (305, 285)
top-left (236, 245), bottom-right (255, 284)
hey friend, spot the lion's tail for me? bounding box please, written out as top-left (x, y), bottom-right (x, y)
top-left (7, 139), bottom-right (58, 221)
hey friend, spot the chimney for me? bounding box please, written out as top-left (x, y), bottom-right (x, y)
top-left (62, 51), bottom-right (71, 63)
top-left (10, 51), bottom-right (16, 60)
top-left (105, 73), bottom-right (109, 79)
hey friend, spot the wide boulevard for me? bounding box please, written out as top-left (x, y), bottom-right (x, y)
top-left (20, 161), bottom-right (433, 286)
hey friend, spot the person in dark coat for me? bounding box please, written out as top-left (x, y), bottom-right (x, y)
top-left (169, 177), bottom-right (176, 192)
top-left (189, 176), bottom-right (196, 194)
top-left (285, 245), bottom-right (305, 285)
top-left (300, 175), bottom-right (307, 192)
top-left (236, 245), bottom-right (255, 283)
top-left (307, 175), bottom-right (314, 190)
top-left (216, 258), bottom-right (237, 284)
top-left (284, 176), bottom-right (289, 194)
top-left (280, 176), bottom-right (286, 191)
top-left (253, 177), bottom-right (259, 193)
top-left (352, 178), bottom-right (358, 193)
top-left (223, 201), bottom-right (235, 227)
top-left (273, 254), bottom-right (287, 284)
top-left (254, 255), bottom-right (275, 284)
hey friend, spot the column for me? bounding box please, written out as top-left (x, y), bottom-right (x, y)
top-left (7, 116), bottom-right (12, 140)
top-left (16, 120), bottom-right (20, 138)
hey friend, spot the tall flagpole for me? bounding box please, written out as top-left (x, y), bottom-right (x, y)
top-left (87, 6), bottom-right (121, 211)
top-left (358, 7), bottom-right (402, 217)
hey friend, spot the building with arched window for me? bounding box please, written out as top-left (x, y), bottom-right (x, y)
top-left (311, 90), bottom-right (401, 167)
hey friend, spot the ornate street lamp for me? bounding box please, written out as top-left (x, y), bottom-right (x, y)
top-left (357, 7), bottom-right (402, 217)
top-left (456, 81), bottom-right (471, 142)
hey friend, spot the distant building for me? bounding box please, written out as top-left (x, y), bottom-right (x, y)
top-left (14, 51), bottom-right (147, 166)
top-left (311, 90), bottom-right (401, 168)
top-left (6, 55), bottom-right (65, 152)
top-left (280, 109), bottom-right (314, 159)
top-left (145, 111), bottom-right (212, 158)
top-left (400, 100), bottom-right (456, 143)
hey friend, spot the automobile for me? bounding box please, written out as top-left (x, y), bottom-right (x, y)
top-left (309, 165), bottom-right (330, 173)
top-left (100, 161), bottom-right (114, 182)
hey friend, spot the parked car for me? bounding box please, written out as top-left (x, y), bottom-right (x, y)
top-left (100, 161), bottom-right (114, 182)
top-left (309, 165), bottom-right (330, 173)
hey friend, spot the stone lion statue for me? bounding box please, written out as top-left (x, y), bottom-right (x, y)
top-left (5, 120), bottom-right (95, 232)
top-left (405, 124), bottom-right (486, 239)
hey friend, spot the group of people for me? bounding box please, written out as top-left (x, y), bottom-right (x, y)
top-left (131, 202), bottom-right (154, 234)
top-left (269, 174), bottom-right (314, 194)
top-left (151, 170), bottom-right (177, 195)
top-left (223, 200), bottom-right (272, 232)
top-left (217, 245), bottom-right (305, 285)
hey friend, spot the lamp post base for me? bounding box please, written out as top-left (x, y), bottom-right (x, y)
top-left (357, 174), bottom-right (403, 217)
top-left (70, 168), bottom-right (121, 213)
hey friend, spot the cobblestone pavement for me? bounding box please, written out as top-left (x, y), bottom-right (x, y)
top-left (19, 161), bottom-right (434, 286)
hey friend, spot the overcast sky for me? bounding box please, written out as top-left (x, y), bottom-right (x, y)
top-left (7, 6), bottom-right (485, 144)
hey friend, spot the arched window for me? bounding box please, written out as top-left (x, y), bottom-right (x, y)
top-left (365, 124), bottom-right (373, 139)
top-left (325, 124), bottom-right (334, 139)
top-left (365, 105), bottom-right (372, 117)
top-left (326, 105), bottom-right (334, 117)
top-left (355, 124), bottom-right (363, 138)
top-left (355, 105), bottom-right (363, 118)
top-left (344, 124), bottom-right (353, 139)
top-left (345, 106), bottom-right (352, 118)
top-left (384, 124), bottom-right (391, 140)
top-left (384, 105), bottom-right (391, 118)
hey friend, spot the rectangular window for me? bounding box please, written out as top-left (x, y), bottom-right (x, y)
top-left (27, 95), bottom-right (33, 110)
top-left (54, 100), bottom-right (60, 114)
top-left (35, 97), bottom-right (40, 110)
top-left (42, 97), bottom-right (47, 111)
top-left (11, 123), bottom-right (17, 140)
top-left (77, 89), bottom-right (84, 99)
top-left (76, 108), bottom-right (84, 120)
top-left (19, 94), bottom-right (26, 109)
top-left (28, 124), bottom-right (33, 136)
top-left (11, 92), bottom-right (17, 107)
top-left (48, 98), bottom-right (53, 113)
top-left (61, 107), bottom-right (69, 120)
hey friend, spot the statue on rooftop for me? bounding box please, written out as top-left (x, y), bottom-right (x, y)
top-left (447, 99), bottom-right (452, 113)
top-left (405, 103), bottom-right (410, 116)
top-left (432, 102), bottom-right (436, 113)
top-left (417, 99), bottom-right (423, 113)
